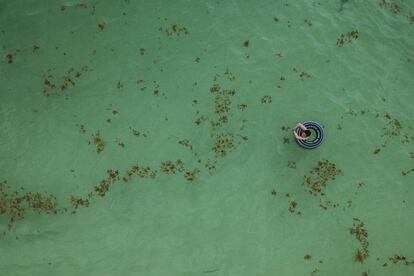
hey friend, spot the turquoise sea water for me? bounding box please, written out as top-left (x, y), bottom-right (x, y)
top-left (1, 0), bottom-right (413, 275)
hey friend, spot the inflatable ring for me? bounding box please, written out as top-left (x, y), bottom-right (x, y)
top-left (295, 121), bottom-right (324, 149)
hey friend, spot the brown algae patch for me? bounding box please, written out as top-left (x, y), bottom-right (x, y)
top-left (237, 103), bottom-right (247, 111)
top-left (127, 164), bottom-right (157, 179)
top-left (345, 181), bottom-right (365, 209)
top-left (303, 159), bottom-right (343, 196)
top-left (212, 133), bottom-right (236, 158)
top-left (116, 138), bottom-right (125, 148)
top-left (0, 180), bottom-right (60, 232)
top-left (288, 200), bottom-right (301, 215)
top-left (117, 80), bottom-right (124, 90)
top-left (94, 169), bottom-right (119, 197)
top-left (192, 71), bottom-right (248, 177)
top-left (75, 123), bottom-right (86, 134)
top-left (387, 255), bottom-right (414, 266)
top-left (159, 160), bottom-right (199, 181)
top-left (390, 3), bottom-right (401, 14)
top-left (161, 23), bottom-right (189, 37)
top-left (5, 49), bottom-right (20, 64)
top-left (1, 67), bottom-right (249, 232)
top-left (287, 160), bottom-right (296, 169)
top-left (304, 19), bottom-right (313, 26)
top-left (91, 131), bottom-right (105, 154)
top-left (70, 196), bottom-right (90, 214)
top-left (282, 193), bottom-right (302, 215)
top-left (183, 169), bottom-right (200, 181)
top-left (160, 160), bottom-right (185, 174)
top-left (349, 218), bottom-right (369, 263)
top-left (281, 126), bottom-right (291, 144)
top-left (261, 95), bottom-right (272, 104)
top-left (130, 127), bottom-right (148, 138)
top-left (42, 66), bottom-right (90, 97)
top-left (337, 30), bottom-right (359, 47)
top-left (195, 82), bottom-right (237, 131)
top-left (380, 112), bottom-right (414, 145)
top-left (382, 112), bottom-right (402, 138)
top-left (401, 168), bottom-right (414, 176)
top-left (213, 86), bottom-right (236, 115)
top-left (224, 68), bottom-right (236, 81)
top-left (32, 45), bottom-right (40, 53)
top-left (345, 109), bottom-right (413, 154)
top-left (204, 159), bottom-right (217, 175)
top-left (310, 268), bottom-right (320, 276)
top-left (293, 67), bottom-right (311, 80)
top-left (98, 22), bottom-right (105, 31)
top-left (178, 139), bottom-right (193, 150)
top-left (374, 112), bottom-right (413, 154)
top-left (6, 53), bottom-right (14, 63)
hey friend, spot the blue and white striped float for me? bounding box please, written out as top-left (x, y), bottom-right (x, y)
top-left (295, 121), bottom-right (324, 149)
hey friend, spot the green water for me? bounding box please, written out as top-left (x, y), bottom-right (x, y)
top-left (1, 0), bottom-right (413, 275)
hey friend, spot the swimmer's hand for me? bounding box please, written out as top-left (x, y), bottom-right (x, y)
top-left (294, 132), bottom-right (308, 140)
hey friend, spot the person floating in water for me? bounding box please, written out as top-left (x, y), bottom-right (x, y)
top-left (292, 123), bottom-right (311, 141)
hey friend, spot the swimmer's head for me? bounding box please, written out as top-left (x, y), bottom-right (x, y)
top-left (303, 129), bottom-right (311, 137)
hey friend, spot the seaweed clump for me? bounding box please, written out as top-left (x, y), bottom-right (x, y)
top-left (293, 67), bottom-right (311, 80)
top-left (160, 160), bottom-right (185, 174)
top-left (183, 169), bottom-right (200, 182)
top-left (94, 169), bottom-right (119, 197)
top-left (261, 95), bottom-right (272, 104)
top-left (401, 168), bottom-right (414, 176)
top-left (70, 196), bottom-right (90, 214)
top-left (162, 23), bottom-right (189, 36)
top-left (194, 83), bottom-right (236, 130)
top-left (91, 131), bottom-right (105, 154)
top-left (337, 30), bottom-right (359, 47)
top-left (388, 255), bottom-right (414, 266)
top-left (178, 139), bottom-right (193, 150)
top-left (120, 164), bottom-right (155, 183)
top-left (288, 200), bottom-right (300, 215)
top-left (287, 160), bottom-right (296, 169)
top-left (42, 66), bottom-right (90, 97)
top-left (303, 159), bottom-right (343, 195)
top-left (213, 133), bottom-right (236, 158)
top-left (349, 218), bottom-right (369, 263)
top-left (0, 180), bottom-right (60, 232)
top-left (204, 159), bottom-right (217, 175)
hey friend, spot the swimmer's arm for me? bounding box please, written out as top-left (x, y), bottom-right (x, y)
top-left (292, 123), bottom-right (307, 130)
top-left (298, 123), bottom-right (307, 130)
